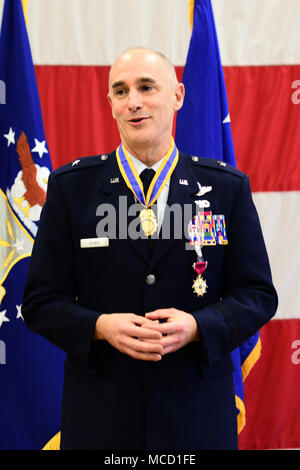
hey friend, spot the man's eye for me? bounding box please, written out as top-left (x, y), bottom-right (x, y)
top-left (115, 89), bottom-right (126, 96)
top-left (141, 84), bottom-right (153, 92)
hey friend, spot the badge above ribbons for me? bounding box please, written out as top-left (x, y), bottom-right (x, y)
top-left (188, 210), bottom-right (228, 296)
top-left (116, 138), bottom-right (179, 236)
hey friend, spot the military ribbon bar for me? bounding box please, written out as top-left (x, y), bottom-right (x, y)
top-left (188, 211), bottom-right (228, 246)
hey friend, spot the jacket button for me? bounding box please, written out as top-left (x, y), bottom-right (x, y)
top-left (146, 274), bottom-right (156, 285)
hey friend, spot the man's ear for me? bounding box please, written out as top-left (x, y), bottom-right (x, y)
top-left (173, 83), bottom-right (185, 112)
top-left (107, 93), bottom-right (116, 119)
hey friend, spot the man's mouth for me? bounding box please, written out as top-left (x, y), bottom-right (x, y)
top-left (127, 117), bottom-right (149, 124)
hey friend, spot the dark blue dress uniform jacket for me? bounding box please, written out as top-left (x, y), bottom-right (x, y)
top-left (22, 150), bottom-right (278, 450)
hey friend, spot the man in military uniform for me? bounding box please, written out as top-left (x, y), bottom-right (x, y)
top-left (22, 47), bottom-right (277, 450)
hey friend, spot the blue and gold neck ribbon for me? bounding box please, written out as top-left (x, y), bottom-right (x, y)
top-left (116, 138), bottom-right (179, 208)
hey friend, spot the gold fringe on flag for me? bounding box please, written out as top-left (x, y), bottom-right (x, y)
top-left (21, 0), bottom-right (28, 24)
top-left (242, 337), bottom-right (262, 381)
top-left (236, 337), bottom-right (262, 433)
top-left (235, 395), bottom-right (246, 434)
top-left (42, 431), bottom-right (61, 450)
top-left (188, 0), bottom-right (195, 30)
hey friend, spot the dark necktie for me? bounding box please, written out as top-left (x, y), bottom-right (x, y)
top-left (139, 168), bottom-right (157, 256)
top-left (140, 168), bottom-right (156, 196)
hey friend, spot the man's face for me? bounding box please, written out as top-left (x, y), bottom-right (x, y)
top-left (108, 49), bottom-right (184, 156)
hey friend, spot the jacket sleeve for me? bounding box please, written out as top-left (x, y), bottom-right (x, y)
top-left (191, 174), bottom-right (278, 367)
top-left (21, 172), bottom-right (100, 365)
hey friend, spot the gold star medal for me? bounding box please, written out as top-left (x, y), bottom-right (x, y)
top-left (192, 274), bottom-right (208, 297)
top-left (116, 138), bottom-right (179, 237)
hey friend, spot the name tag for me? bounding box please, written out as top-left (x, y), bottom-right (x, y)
top-left (80, 237), bottom-right (109, 248)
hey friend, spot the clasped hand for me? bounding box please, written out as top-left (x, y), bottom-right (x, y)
top-left (94, 308), bottom-right (199, 361)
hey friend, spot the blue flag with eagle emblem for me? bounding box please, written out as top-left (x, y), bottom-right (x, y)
top-left (175, 0), bottom-right (262, 435)
top-left (0, 0), bottom-right (64, 449)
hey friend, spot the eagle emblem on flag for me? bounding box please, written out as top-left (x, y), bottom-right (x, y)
top-left (10, 131), bottom-right (49, 224)
top-left (0, 130), bottom-right (50, 308)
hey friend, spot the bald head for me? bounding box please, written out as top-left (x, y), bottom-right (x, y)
top-left (107, 46), bottom-right (184, 164)
top-left (108, 47), bottom-right (178, 94)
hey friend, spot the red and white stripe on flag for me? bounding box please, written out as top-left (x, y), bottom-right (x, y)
top-left (1, 0), bottom-right (299, 449)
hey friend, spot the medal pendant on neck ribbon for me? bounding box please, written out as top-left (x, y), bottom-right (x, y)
top-left (139, 208), bottom-right (158, 237)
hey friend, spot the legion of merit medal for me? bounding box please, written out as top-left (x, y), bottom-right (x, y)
top-left (192, 261), bottom-right (208, 297)
top-left (116, 138), bottom-right (179, 237)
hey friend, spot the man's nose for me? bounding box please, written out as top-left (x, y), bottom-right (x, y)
top-left (127, 89), bottom-right (142, 112)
